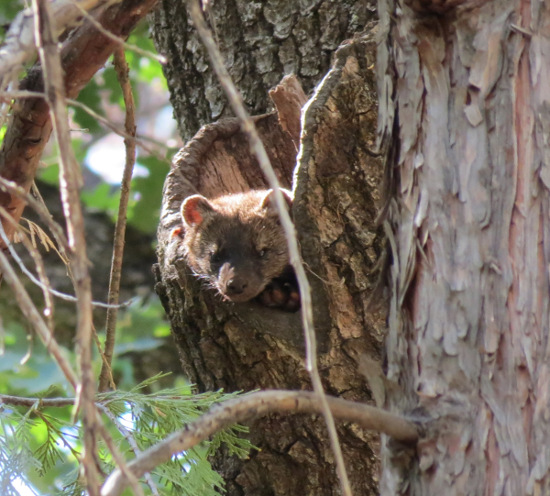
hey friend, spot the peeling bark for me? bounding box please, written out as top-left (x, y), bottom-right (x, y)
top-left (378, 0), bottom-right (550, 493)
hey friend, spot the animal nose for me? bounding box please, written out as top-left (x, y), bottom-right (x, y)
top-left (227, 278), bottom-right (248, 295)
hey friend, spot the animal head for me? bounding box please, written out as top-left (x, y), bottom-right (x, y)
top-left (180, 189), bottom-right (292, 302)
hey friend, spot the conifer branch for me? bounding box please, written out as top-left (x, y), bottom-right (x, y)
top-left (102, 389), bottom-right (419, 496)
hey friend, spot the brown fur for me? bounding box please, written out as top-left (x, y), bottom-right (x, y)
top-left (180, 189), bottom-right (293, 303)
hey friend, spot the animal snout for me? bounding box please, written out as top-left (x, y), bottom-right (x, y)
top-left (227, 277), bottom-right (248, 295)
top-left (218, 263), bottom-right (250, 298)
top-left (217, 262), bottom-right (264, 302)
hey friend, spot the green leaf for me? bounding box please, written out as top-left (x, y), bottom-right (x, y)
top-left (72, 78), bottom-right (103, 133)
top-left (103, 65), bottom-right (124, 105)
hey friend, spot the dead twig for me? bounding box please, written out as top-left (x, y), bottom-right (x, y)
top-left (67, 98), bottom-right (172, 157)
top-left (0, 90), bottom-right (171, 156)
top-left (0, 177), bottom-right (70, 256)
top-left (98, 47), bottom-right (137, 393)
top-left (187, 2), bottom-right (352, 495)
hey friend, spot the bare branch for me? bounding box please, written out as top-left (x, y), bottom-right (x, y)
top-left (71, 1), bottom-right (166, 64)
top-left (0, 89), bottom-right (46, 100)
top-left (98, 48), bottom-right (137, 392)
top-left (0, 394), bottom-right (75, 407)
top-left (102, 389), bottom-right (419, 496)
top-left (67, 98), bottom-right (170, 156)
top-left (0, 91), bottom-right (170, 157)
top-left (186, 2), bottom-right (352, 495)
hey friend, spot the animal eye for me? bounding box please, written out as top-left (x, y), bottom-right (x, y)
top-left (210, 247), bottom-right (222, 263)
top-left (258, 248), bottom-right (268, 258)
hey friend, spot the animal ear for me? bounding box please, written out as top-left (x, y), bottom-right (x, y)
top-left (181, 195), bottom-right (215, 227)
top-left (260, 188), bottom-right (293, 214)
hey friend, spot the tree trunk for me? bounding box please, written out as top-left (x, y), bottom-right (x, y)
top-left (150, 0), bottom-right (377, 140)
top-left (153, 2), bottom-right (386, 491)
top-left (378, 0), bottom-right (550, 494)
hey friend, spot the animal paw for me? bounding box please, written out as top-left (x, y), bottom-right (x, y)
top-left (257, 278), bottom-right (300, 312)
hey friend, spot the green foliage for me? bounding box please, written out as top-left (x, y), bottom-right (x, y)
top-left (127, 155), bottom-right (171, 234)
top-left (0, 322), bottom-right (73, 396)
top-left (73, 79), bottom-right (104, 134)
top-left (0, 377), bottom-right (253, 495)
top-left (109, 297), bottom-right (172, 390)
top-left (80, 182), bottom-right (121, 217)
top-left (115, 296), bottom-right (171, 345)
top-left (127, 22), bottom-right (168, 88)
top-left (0, 407), bottom-right (38, 496)
top-left (75, 154), bottom-right (171, 235)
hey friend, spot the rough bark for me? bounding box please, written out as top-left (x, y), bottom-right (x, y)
top-left (378, 0), bottom-right (550, 494)
top-left (150, 0), bottom-right (377, 140)
top-left (155, 34), bottom-right (385, 495)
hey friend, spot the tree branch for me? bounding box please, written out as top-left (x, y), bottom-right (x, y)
top-left (101, 389), bottom-right (419, 496)
top-left (0, 394), bottom-right (75, 408)
top-left (98, 48), bottom-right (137, 393)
